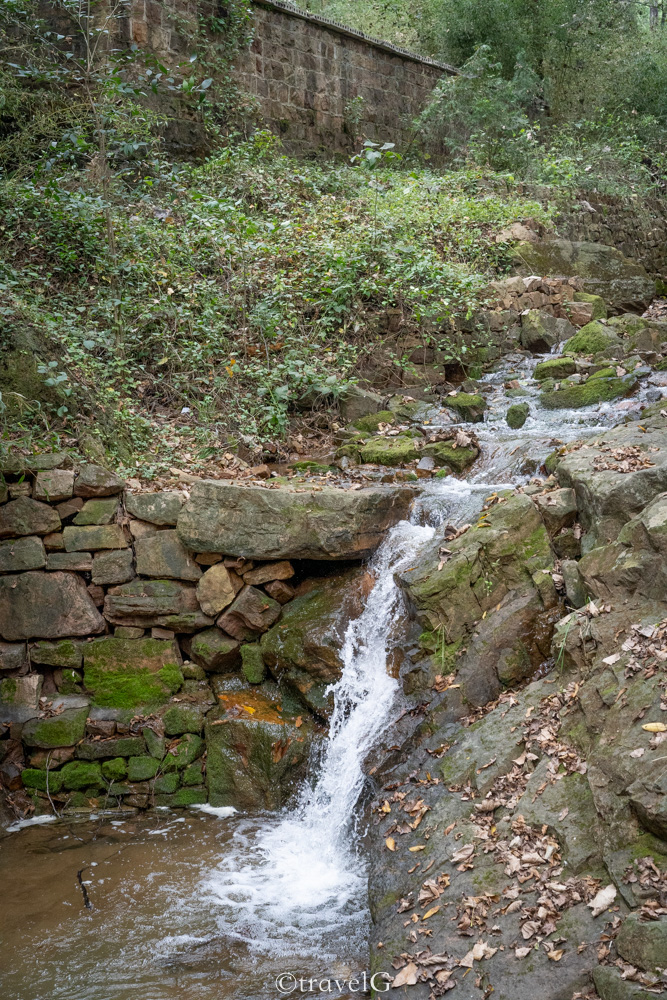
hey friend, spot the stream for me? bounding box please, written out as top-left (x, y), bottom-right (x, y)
top-left (1, 351), bottom-right (661, 1000)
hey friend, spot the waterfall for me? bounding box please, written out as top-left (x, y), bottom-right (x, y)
top-left (205, 517), bottom-right (435, 957)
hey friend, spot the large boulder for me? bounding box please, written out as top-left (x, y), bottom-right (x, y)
top-left (205, 679), bottom-right (321, 810)
top-left (0, 571), bottom-right (105, 640)
top-left (513, 238), bottom-right (656, 312)
top-left (261, 570), bottom-right (368, 718)
top-left (177, 481), bottom-right (415, 560)
top-left (83, 636), bottom-right (183, 709)
top-left (103, 579), bottom-right (214, 632)
top-left (540, 373), bottom-right (638, 410)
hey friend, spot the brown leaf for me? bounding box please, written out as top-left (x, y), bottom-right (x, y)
top-left (392, 962), bottom-right (419, 988)
top-left (386, 837), bottom-right (397, 852)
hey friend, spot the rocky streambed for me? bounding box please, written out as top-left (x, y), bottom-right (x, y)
top-left (2, 238), bottom-right (667, 1000)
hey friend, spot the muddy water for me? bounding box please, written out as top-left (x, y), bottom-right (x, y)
top-left (0, 811), bottom-right (367, 1000)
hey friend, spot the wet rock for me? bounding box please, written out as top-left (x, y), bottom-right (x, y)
top-left (0, 571), bottom-right (105, 640)
top-left (195, 563), bottom-right (236, 617)
top-left (593, 966), bottom-right (656, 1000)
top-left (124, 491), bottom-right (184, 525)
top-left (206, 680), bottom-right (320, 810)
top-left (0, 642), bottom-right (27, 672)
top-left (21, 767), bottom-right (64, 793)
top-left (162, 703), bottom-right (206, 735)
top-left (30, 639), bottom-right (83, 668)
top-left (73, 464), bottom-right (125, 498)
top-left (60, 760), bottom-right (103, 789)
top-left (421, 440), bottom-right (479, 472)
top-left (616, 912), bottom-right (667, 972)
top-left (240, 644), bottom-right (266, 684)
top-left (541, 373), bottom-right (637, 409)
top-left (161, 732), bottom-right (204, 771)
top-left (186, 628), bottom-right (240, 672)
top-left (0, 497), bottom-right (60, 539)
top-left (359, 435), bottom-right (420, 466)
top-left (103, 579), bottom-right (214, 632)
top-left (63, 524), bottom-right (128, 551)
top-left (520, 310), bottom-right (560, 352)
top-left (82, 636), bottom-right (183, 709)
top-left (134, 530), bottom-right (201, 582)
top-left (506, 402), bottom-right (529, 429)
top-left (91, 549), bottom-right (135, 585)
top-left (22, 706), bottom-right (89, 747)
top-left (534, 357), bottom-right (577, 381)
top-left (72, 497), bottom-right (119, 525)
top-left (217, 586), bottom-right (281, 640)
top-left (444, 392), bottom-right (487, 423)
top-left (0, 535), bottom-right (46, 572)
top-left (177, 480), bottom-right (415, 561)
top-left (261, 571), bottom-right (367, 717)
top-left (33, 469), bottom-right (75, 503)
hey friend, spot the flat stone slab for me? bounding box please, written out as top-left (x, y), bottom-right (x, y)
top-left (0, 571), bottom-right (105, 641)
top-left (177, 481), bottom-right (415, 560)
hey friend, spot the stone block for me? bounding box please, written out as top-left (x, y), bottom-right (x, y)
top-left (33, 469), bottom-right (75, 502)
top-left (63, 524), bottom-right (128, 551)
top-left (0, 536), bottom-right (46, 572)
top-left (72, 497), bottom-right (119, 525)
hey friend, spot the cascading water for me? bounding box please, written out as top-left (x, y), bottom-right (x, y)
top-left (205, 517), bottom-right (435, 958)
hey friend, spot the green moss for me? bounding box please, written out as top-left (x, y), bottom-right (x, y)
top-left (573, 291), bottom-right (607, 320)
top-left (589, 365), bottom-right (616, 380)
top-left (0, 677), bottom-right (17, 703)
top-left (22, 768), bottom-right (64, 792)
top-left (108, 782), bottom-right (131, 795)
top-left (541, 374), bottom-right (637, 409)
top-left (162, 733), bottom-right (205, 771)
top-left (563, 321), bottom-right (619, 356)
top-left (534, 357), bottom-right (577, 381)
top-left (143, 726), bottom-right (166, 759)
top-left (353, 410), bottom-right (395, 432)
top-left (290, 461), bottom-right (332, 474)
top-left (359, 435), bottom-right (420, 466)
top-left (127, 756), bottom-right (159, 781)
top-left (421, 441), bottom-right (478, 472)
top-left (162, 704), bottom-right (205, 735)
top-left (83, 637), bottom-right (184, 709)
top-left (182, 763), bottom-right (204, 786)
top-left (445, 392), bottom-right (487, 423)
top-left (544, 450), bottom-right (561, 474)
top-left (21, 707), bottom-right (88, 748)
top-left (434, 468), bottom-right (450, 479)
top-left (506, 402), bottom-right (529, 429)
top-left (240, 644), bottom-right (266, 684)
top-left (31, 639), bottom-right (83, 668)
top-left (172, 786), bottom-right (207, 806)
top-left (60, 760), bottom-right (103, 790)
top-left (57, 669), bottom-right (82, 695)
top-left (154, 772), bottom-right (181, 794)
top-left (101, 757), bottom-right (127, 781)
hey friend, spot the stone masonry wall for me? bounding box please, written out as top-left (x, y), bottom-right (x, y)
top-left (122, 0), bottom-right (454, 154)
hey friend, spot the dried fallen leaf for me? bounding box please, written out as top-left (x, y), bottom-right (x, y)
top-left (642, 722), bottom-right (667, 733)
top-left (392, 962), bottom-right (418, 988)
top-left (546, 948), bottom-right (564, 961)
top-left (386, 837), bottom-right (397, 852)
top-left (629, 747), bottom-right (645, 758)
top-left (451, 843), bottom-right (475, 863)
top-left (409, 845), bottom-right (426, 852)
top-left (588, 884), bottom-right (617, 917)
top-left (422, 906), bottom-right (441, 921)
top-left (515, 947), bottom-right (531, 959)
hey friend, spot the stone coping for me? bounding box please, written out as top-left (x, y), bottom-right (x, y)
top-left (252, 0), bottom-right (459, 75)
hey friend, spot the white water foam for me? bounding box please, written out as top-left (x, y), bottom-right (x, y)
top-left (205, 517), bottom-right (435, 957)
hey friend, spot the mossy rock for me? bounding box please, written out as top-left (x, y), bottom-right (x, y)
top-left (83, 636), bottom-right (183, 709)
top-left (421, 441), bottom-right (479, 472)
top-left (57, 669), bottom-right (82, 695)
top-left (353, 410), bottom-right (395, 432)
top-left (172, 786), bottom-right (207, 806)
top-left (30, 639), bottom-right (83, 669)
top-left (60, 760), bottom-right (103, 790)
top-left (289, 461), bottom-right (332, 475)
top-left (505, 386), bottom-right (529, 398)
top-left (143, 726), bottom-right (166, 760)
top-left (359, 435), bottom-right (420, 467)
top-left (182, 763), bottom-right (204, 786)
top-left (101, 757), bottom-right (127, 781)
top-left (506, 402), bottom-right (529, 429)
top-left (127, 755), bottom-right (159, 781)
top-left (563, 321), bottom-right (620, 356)
top-left (162, 703), bottom-right (206, 735)
top-left (445, 392), bottom-right (487, 423)
top-left (21, 768), bottom-right (64, 793)
top-left (154, 772), bottom-right (180, 794)
top-left (533, 357), bottom-right (577, 381)
top-left (588, 366), bottom-right (617, 380)
top-left (161, 733), bottom-right (204, 772)
top-left (21, 707), bottom-right (88, 749)
top-left (240, 643), bottom-right (266, 684)
top-left (540, 374), bottom-right (637, 410)
top-left (573, 291), bottom-right (607, 320)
